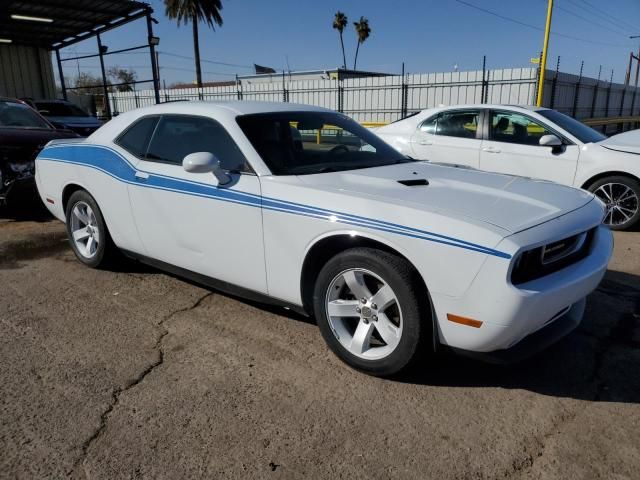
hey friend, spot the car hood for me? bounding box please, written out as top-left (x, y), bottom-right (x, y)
top-left (297, 162), bottom-right (594, 234)
top-left (599, 129), bottom-right (640, 154)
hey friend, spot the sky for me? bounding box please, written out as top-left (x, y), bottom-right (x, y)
top-left (55, 0), bottom-right (640, 88)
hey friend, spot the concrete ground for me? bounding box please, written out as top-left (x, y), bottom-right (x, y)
top-left (1, 204), bottom-right (638, 479)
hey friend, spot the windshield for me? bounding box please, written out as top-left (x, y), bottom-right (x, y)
top-left (538, 109), bottom-right (606, 144)
top-left (0, 101), bottom-right (51, 129)
top-left (237, 111), bottom-right (411, 175)
top-left (35, 101), bottom-right (88, 117)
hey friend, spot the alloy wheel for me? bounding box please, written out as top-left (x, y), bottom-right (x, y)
top-left (325, 268), bottom-right (403, 360)
top-left (594, 182), bottom-right (639, 227)
top-left (70, 201), bottom-right (100, 259)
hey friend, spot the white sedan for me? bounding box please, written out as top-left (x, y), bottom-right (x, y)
top-left (35, 101), bottom-right (612, 376)
top-left (375, 105), bottom-right (640, 230)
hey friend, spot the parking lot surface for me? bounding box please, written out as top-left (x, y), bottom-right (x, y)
top-left (1, 207), bottom-right (639, 479)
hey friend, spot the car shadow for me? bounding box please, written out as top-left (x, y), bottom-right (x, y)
top-left (103, 257), bottom-right (640, 404)
top-left (397, 271), bottom-right (640, 404)
top-left (0, 197), bottom-right (53, 223)
top-left (106, 256), bottom-right (315, 324)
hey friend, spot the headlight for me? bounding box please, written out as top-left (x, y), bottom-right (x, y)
top-left (511, 228), bottom-right (595, 285)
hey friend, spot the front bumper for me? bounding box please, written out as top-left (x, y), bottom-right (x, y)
top-left (449, 298), bottom-right (585, 364)
top-left (0, 174), bottom-right (35, 202)
top-left (431, 221), bottom-right (613, 356)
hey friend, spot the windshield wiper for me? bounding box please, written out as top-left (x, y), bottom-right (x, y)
top-left (315, 166), bottom-right (338, 173)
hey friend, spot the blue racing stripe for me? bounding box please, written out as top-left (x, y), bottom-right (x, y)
top-left (38, 143), bottom-right (511, 259)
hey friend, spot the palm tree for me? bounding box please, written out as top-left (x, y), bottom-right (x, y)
top-left (353, 17), bottom-right (371, 71)
top-left (165, 0), bottom-right (223, 88)
top-left (332, 11), bottom-right (348, 70)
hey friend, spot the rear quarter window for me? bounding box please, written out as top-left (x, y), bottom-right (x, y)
top-left (115, 116), bottom-right (159, 158)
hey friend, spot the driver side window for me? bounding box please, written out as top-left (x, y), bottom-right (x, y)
top-left (490, 111), bottom-right (554, 146)
top-left (145, 115), bottom-right (251, 172)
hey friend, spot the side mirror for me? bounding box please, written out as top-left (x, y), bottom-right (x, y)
top-left (539, 134), bottom-right (562, 147)
top-left (182, 152), bottom-right (231, 185)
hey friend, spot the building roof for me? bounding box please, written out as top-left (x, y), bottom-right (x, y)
top-left (0, 0), bottom-right (151, 49)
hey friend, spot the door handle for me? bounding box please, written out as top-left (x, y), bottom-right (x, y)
top-left (419, 139), bottom-right (433, 145)
top-left (482, 146), bottom-right (501, 153)
top-left (134, 171), bottom-right (150, 181)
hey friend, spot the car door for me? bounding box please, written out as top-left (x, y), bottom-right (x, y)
top-left (121, 114), bottom-right (267, 294)
top-left (479, 110), bottom-right (579, 185)
top-left (409, 109), bottom-right (482, 168)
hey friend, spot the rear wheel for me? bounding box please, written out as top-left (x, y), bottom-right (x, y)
top-left (65, 190), bottom-right (117, 268)
top-left (588, 175), bottom-right (640, 230)
top-left (313, 247), bottom-right (429, 377)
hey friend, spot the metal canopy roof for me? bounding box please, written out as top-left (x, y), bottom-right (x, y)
top-left (0, 0), bottom-right (151, 49)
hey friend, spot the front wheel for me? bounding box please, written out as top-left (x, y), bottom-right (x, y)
top-left (588, 175), bottom-right (640, 230)
top-left (313, 247), bottom-right (429, 377)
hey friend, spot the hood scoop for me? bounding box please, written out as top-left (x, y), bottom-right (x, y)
top-left (397, 178), bottom-right (429, 187)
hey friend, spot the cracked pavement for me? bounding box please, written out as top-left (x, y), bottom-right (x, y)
top-left (1, 210), bottom-right (639, 479)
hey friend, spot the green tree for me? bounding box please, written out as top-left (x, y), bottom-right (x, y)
top-left (353, 17), bottom-right (371, 71)
top-left (107, 66), bottom-right (137, 92)
top-left (332, 11), bottom-right (348, 70)
top-left (164, 0), bottom-right (224, 88)
top-left (74, 72), bottom-right (108, 95)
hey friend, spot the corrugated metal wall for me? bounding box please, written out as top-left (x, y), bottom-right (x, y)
top-left (0, 45), bottom-right (55, 99)
top-left (108, 67), bottom-right (539, 122)
top-left (107, 66), bottom-right (640, 125)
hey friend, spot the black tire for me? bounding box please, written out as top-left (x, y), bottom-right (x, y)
top-left (587, 175), bottom-right (640, 231)
top-left (313, 247), bottom-right (430, 377)
top-left (65, 190), bottom-right (117, 268)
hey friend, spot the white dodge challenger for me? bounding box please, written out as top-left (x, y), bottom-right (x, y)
top-left (35, 101), bottom-right (613, 376)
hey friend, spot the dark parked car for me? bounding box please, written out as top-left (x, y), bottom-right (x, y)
top-left (26, 99), bottom-right (102, 137)
top-left (0, 98), bottom-right (79, 205)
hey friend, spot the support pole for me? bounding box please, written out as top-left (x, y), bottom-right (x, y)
top-left (401, 62), bottom-right (408, 119)
top-left (550, 55), bottom-right (560, 109)
top-left (55, 48), bottom-right (67, 100)
top-left (632, 50), bottom-right (640, 117)
top-left (481, 55), bottom-right (486, 104)
top-left (156, 51), bottom-right (161, 91)
top-left (590, 65), bottom-right (602, 119)
top-left (146, 12), bottom-right (160, 105)
top-left (635, 47), bottom-right (640, 88)
top-left (605, 69), bottom-right (614, 118)
top-left (536, 0), bottom-right (554, 106)
top-left (236, 74), bottom-right (242, 100)
top-left (572, 60), bottom-right (583, 118)
top-left (96, 33), bottom-right (111, 119)
top-left (282, 70), bottom-right (288, 102)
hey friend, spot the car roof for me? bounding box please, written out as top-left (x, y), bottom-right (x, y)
top-left (421, 104), bottom-right (550, 113)
top-left (123, 100), bottom-right (332, 117)
top-left (88, 101), bottom-right (336, 144)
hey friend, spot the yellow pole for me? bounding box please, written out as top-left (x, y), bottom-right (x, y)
top-left (537, 0), bottom-right (554, 106)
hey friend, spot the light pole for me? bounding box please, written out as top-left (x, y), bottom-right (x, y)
top-left (536, 0), bottom-right (554, 107)
top-left (629, 36), bottom-right (640, 88)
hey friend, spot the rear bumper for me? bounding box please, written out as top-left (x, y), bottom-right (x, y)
top-left (449, 298), bottom-right (585, 364)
